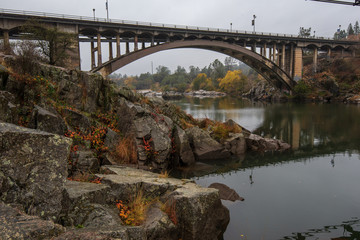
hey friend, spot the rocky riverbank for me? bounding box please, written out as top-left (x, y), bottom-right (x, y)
top-left (137, 89), bottom-right (226, 100)
top-left (0, 53), bottom-right (290, 239)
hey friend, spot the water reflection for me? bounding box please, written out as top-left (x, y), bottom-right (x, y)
top-left (282, 218), bottom-right (360, 240)
top-left (171, 97), bottom-right (360, 240)
top-left (172, 97), bottom-right (360, 153)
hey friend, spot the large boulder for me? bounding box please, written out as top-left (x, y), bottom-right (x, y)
top-left (185, 126), bottom-right (231, 161)
top-left (0, 91), bottom-right (19, 124)
top-left (28, 105), bottom-right (67, 135)
top-left (174, 126), bottom-right (195, 166)
top-left (246, 133), bottom-right (291, 152)
top-left (95, 166), bottom-right (230, 240)
top-left (0, 202), bottom-right (65, 240)
top-left (0, 123), bottom-right (72, 221)
top-left (224, 133), bottom-right (247, 155)
top-left (209, 183), bottom-right (244, 202)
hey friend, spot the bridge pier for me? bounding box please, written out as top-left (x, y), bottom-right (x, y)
top-left (293, 47), bottom-right (303, 80)
top-left (97, 34), bottom-right (102, 65)
top-left (313, 47), bottom-right (318, 73)
top-left (126, 41), bottom-right (130, 54)
top-left (134, 35), bottom-right (138, 51)
top-left (91, 37), bottom-right (96, 68)
top-left (108, 39), bottom-right (113, 60)
top-left (281, 45), bottom-right (286, 70)
top-left (116, 34), bottom-right (121, 58)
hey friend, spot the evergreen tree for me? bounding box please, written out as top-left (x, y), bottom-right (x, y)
top-left (347, 23), bottom-right (355, 36)
top-left (354, 21), bottom-right (360, 35)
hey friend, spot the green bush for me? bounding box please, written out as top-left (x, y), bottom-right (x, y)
top-left (293, 80), bottom-right (312, 99)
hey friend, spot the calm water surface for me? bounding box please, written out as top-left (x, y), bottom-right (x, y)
top-left (171, 96), bottom-right (360, 240)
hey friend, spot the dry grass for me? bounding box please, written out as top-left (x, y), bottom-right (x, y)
top-left (116, 190), bottom-right (155, 226)
top-left (211, 121), bottom-right (242, 142)
top-left (111, 136), bottom-right (138, 164)
top-left (158, 170), bottom-right (170, 178)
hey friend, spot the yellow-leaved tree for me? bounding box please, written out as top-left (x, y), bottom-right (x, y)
top-left (191, 73), bottom-right (214, 91)
top-left (218, 70), bottom-right (248, 95)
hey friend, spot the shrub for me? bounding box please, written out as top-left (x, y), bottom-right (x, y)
top-left (116, 190), bottom-right (155, 226)
top-left (293, 80), bottom-right (312, 100)
top-left (111, 136), bottom-right (137, 164)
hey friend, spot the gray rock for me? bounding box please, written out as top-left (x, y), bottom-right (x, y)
top-left (246, 133), bottom-right (291, 152)
top-left (0, 123), bottom-right (72, 220)
top-left (174, 126), bottom-right (195, 166)
top-left (144, 203), bottom-right (178, 240)
top-left (74, 151), bottom-right (100, 173)
top-left (0, 202), bottom-right (64, 240)
top-left (186, 126), bottom-right (231, 161)
top-left (209, 183), bottom-right (244, 202)
top-left (61, 181), bottom-right (113, 227)
top-left (0, 91), bottom-right (18, 124)
top-left (96, 166), bottom-right (230, 240)
top-left (224, 133), bottom-right (247, 155)
top-left (28, 105), bottom-right (67, 135)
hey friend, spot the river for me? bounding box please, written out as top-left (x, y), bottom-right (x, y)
top-left (170, 96), bottom-right (360, 240)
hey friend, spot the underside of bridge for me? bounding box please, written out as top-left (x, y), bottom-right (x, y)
top-left (91, 40), bottom-right (296, 91)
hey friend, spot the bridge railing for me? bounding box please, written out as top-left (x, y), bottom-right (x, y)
top-left (0, 8), bottom-right (334, 40)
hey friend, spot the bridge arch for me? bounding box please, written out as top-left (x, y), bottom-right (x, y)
top-left (91, 39), bottom-right (296, 90)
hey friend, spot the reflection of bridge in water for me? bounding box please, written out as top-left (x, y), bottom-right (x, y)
top-left (1, 8), bottom-right (359, 90)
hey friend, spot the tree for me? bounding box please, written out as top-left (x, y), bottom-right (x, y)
top-left (209, 59), bottom-right (226, 88)
top-left (191, 73), bottom-right (213, 91)
top-left (218, 70), bottom-right (248, 95)
top-left (334, 30), bottom-right (347, 40)
top-left (224, 57), bottom-right (239, 71)
top-left (299, 27), bottom-right (312, 38)
top-left (153, 66), bottom-right (170, 83)
top-left (21, 20), bottom-right (77, 66)
top-left (354, 21), bottom-right (360, 35)
top-left (347, 23), bottom-right (355, 36)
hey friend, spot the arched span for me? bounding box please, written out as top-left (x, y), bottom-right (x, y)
top-left (92, 40), bottom-right (296, 91)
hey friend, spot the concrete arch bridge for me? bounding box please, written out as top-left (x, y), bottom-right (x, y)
top-left (0, 8), bottom-right (359, 91)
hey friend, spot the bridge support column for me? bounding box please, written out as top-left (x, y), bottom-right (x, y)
top-left (142, 41), bottom-right (145, 49)
top-left (3, 30), bottom-right (11, 54)
top-left (252, 42), bottom-right (256, 52)
top-left (327, 48), bottom-right (331, 60)
top-left (281, 45), bottom-right (286, 70)
top-left (134, 35), bottom-right (138, 51)
top-left (151, 36), bottom-right (155, 46)
top-left (91, 37), bottom-right (96, 68)
top-left (108, 39), bottom-right (113, 60)
top-left (273, 43), bottom-right (277, 62)
top-left (289, 44), bottom-right (294, 77)
top-left (116, 34), bottom-right (121, 58)
top-left (293, 47), bottom-right (303, 81)
top-left (97, 34), bottom-right (102, 65)
top-left (126, 41), bottom-right (130, 54)
top-left (263, 43), bottom-right (267, 57)
top-left (313, 47), bottom-right (318, 72)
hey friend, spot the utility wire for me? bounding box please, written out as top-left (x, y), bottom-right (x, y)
top-left (306, 0), bottom-right (360, 6)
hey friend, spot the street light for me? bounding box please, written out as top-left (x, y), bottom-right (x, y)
top-left (230, 23), bottom-right (232, 31)
top-left (93, 8), bottom-right (95, 21)
top-left (105, 0), bottom-right (109, 22)
top-left (252, 15), bottom-right (256, 32)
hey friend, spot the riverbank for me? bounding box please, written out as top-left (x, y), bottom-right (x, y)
top-left (0, 53), bottom-right (290, 239)
top-left (137, 89), bottom-right (226, 99)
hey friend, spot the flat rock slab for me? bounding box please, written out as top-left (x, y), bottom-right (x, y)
top-left (0, 202), bottom-right (64, 240)
top-left (97, 166), bottom-right (230, 240)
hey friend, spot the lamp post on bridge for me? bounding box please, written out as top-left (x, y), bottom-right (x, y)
top-left (252, 15), bottom-right (256, 32)
top-left (230, 23), bottom-right (232, 31)
top-left (106, 0), bottom-right (109, 22)
top-left (93, 8), bottom-right (95, 21)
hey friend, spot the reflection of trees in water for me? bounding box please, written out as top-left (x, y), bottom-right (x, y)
top-left (253, 103), bottom-right (360, 152)
top-left (282, 218), bottom-right (360, 240)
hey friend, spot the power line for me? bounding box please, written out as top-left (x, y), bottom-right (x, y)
top-left (306, 0), bottom-right (360, 6)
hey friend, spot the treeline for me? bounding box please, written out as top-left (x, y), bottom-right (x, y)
top-left (109, 57), bottom-right (262, 95)
top-left (299, 21), bottom-right (360, 40)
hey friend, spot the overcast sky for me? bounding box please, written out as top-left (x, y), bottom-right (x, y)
top-left (2, 0), bottom-right (359, 75)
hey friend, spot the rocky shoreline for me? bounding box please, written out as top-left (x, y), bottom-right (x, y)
top-left (137, 89), bottom-right (226, 100)
top-left (0, 55), bottom-right (290, 239)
